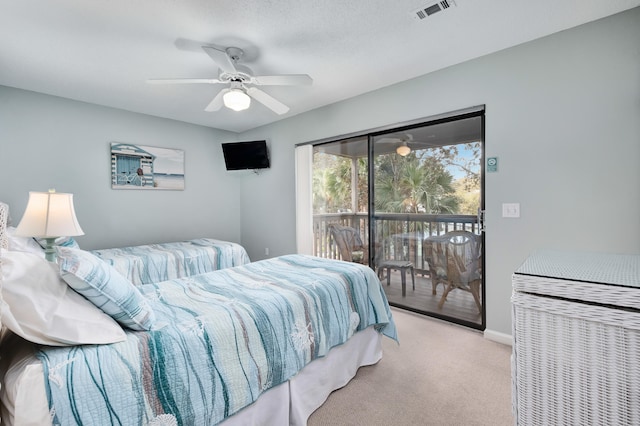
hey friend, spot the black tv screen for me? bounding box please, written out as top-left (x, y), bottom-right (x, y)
top-left (221, 140), bottom-right (270, 171)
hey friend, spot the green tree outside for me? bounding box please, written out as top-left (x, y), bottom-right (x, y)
top-left (313, 142), bottom-right (480, 215)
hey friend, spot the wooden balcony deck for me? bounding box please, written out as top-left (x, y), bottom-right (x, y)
top-left (381, 270), bottom-right (482, 326)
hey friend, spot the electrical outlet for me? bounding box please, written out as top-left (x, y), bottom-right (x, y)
top-left (265, 247), bottom-right (270, 255)
top-left (502, 203), bottom-right (520, 218)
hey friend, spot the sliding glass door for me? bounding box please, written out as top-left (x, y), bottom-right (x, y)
top-left (371, 114), bottom-right (484, 328)
top-left (311, 137), bottom-right (370, 263)
top-left (306, 109), bottom-right (485, 329)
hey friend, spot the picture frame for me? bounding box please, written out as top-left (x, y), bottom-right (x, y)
top-left (111, 143), bottom-right (185, 190)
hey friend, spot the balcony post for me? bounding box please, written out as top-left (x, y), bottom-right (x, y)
top-left (351, 157), bottom-right (358, 229)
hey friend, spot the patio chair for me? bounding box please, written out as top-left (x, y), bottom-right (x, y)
top-left (327, 224), bottom-right (369, 264)
top-left (377, 259), bottom-right (415, 297)
top-left (424, 230), bottom-right (482, 313)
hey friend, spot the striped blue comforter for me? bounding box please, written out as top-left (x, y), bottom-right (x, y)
top-left (91, 238), bottom-right (251, 286)
top-left (38, 255), bottom-right (397, 426)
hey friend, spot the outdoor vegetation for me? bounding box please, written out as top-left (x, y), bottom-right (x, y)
top-left (313, 142), bottom-right (481, 215)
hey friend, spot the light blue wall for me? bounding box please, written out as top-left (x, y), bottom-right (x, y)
top-left (238, 8), bottom-right (640, 335)
top-left (0, 86), bottom-right (241, 250)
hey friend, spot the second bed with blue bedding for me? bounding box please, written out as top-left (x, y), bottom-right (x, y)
top-left (91, 238), bottom-right (251, 286)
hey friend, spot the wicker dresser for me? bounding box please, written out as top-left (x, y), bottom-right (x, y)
top-left (511, 250), bottom-right (640, 425)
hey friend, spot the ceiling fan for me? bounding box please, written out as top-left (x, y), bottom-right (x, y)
top-left (147, 46), bottom-right (312, 115)
top-left (377, 133), bottom-right (417, 156)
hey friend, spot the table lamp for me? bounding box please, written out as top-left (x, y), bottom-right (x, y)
top-left (14, 189), bottom-right (84, 262)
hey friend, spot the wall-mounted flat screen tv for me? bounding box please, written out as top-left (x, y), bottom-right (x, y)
top-left (221, 140), bottom-right (270, 171)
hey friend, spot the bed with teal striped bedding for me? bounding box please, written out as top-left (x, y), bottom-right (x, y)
top-left (91, 238), bottom-right (251, 286)
top-left (37, 254), bottom-right (397, 426)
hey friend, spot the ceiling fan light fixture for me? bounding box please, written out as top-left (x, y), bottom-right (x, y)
top-left (396, 143), bottom-right (411, 156)
top-left (223, 89), bottom-right (251, 111)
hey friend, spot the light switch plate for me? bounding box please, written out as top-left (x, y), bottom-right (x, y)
top-left (502, 203), bottom-right (520, 218)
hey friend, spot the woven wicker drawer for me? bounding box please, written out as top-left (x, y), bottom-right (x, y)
top-left (512, 250), bottom-right (640, 426)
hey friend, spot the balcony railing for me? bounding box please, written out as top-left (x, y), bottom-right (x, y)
top-left (313, 212), bottom-right (480, 273)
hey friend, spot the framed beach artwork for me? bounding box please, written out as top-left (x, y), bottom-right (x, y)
top-left (111, 143), bottom-right (185, 190)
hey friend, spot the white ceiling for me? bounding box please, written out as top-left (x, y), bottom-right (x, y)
top-left (1, 0), bottom-right (638, 133)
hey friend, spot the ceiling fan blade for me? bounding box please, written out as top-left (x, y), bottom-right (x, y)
top-left (377, 133), bottom-right (415, 144)
top-left (377, 137), bottom-right (402, 144)
top-left (246, 87), bottom-right (289, 115)
top-left (204, 89), bottom-right (229, 112)
top-left (202, 46), bottom-right (237, 74)
top-left (147, 78), bottom-right (223, 85)
top-left (251, 74), bottom-right (313, 86)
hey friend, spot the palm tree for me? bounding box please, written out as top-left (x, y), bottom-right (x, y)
top-left (374, 151), bottom-right (459, 214)
top-left (314, 145), bottom-right (468, 215)
top-left (313, 153), bottom-right (368, 213)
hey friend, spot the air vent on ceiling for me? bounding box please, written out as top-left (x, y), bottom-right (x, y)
top-left (411, 0), bottom-right (456, 21)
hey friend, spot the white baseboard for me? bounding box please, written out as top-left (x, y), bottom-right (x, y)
top-left (483, 329), bottom-right (512, 346)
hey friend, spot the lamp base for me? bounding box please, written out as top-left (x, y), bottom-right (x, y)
top-left (43, 237), bottom-right (57, 263)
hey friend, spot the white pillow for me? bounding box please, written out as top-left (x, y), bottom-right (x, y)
top-left (5, 227), bottom-right (80, 257)
top-left (5, 227), bottom-right (45, 257)
top-left (0, 251), bottom-right (126, 346)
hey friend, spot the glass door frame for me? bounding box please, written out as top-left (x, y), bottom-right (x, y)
top-left (367, 110), bottom-right (485, 330)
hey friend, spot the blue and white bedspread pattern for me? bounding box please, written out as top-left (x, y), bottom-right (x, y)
top-left (38, 254), bottom-right (397, 426)
top-left (91, 238), bottom-right (251, 286)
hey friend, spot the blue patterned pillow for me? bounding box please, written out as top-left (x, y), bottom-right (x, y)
top-left (56, 236), bottom-right (80, 248)
top-left (56, 247), bottom-right (155, 331)
top-left (35, 236), bottom-right (80, 249)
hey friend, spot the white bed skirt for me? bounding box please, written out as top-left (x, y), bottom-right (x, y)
top-left (1, 326), bottom-right (382, 426)
top-left (217, 326), bottom-right (382, 425)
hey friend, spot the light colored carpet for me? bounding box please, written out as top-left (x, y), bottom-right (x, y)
top-left (308, 308), bottom-right (513, 425)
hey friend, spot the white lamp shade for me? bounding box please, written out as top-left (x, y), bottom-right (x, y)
top-left (15, 191), bottom-right (84, 238)
top-left (223, 89), bottom-right (251, 111)
top-left (396, 144), bottom-right (411, 156)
